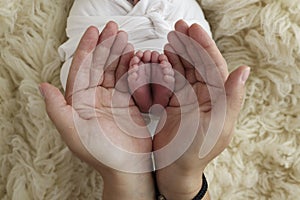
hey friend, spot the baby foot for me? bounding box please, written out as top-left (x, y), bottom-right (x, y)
top-left (128, 50), bottom-right (152, 113)
top-left (151, 53), bottom-right (175, 114)
top-left (128, 51), bottom-right (175, 114)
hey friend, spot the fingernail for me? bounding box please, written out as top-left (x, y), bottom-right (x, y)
top-left (241, 67), bottom-right (250, 85)
top-left (39, 85), bottom-right (45, 98)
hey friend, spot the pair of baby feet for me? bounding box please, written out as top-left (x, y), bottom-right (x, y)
top-left (127, 50), bottom-right (175, 114)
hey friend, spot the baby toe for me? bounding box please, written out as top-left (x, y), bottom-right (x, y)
top-left (163, 75), bottom-right (175, 84)
top-left (163, 67), bottom-right (175, 76)
top-left (135, 50), bottom-right (143, 58)
top-left (160, 60), bottom-right (172, 68)
top-left (151, 51), bottom-right (160, 63)
top-left (142, 50), bottom-right (152, 63)
top-left (130, 56), bottom-right (141, 67)
top-left (158, 54), bottom-right (169, 63)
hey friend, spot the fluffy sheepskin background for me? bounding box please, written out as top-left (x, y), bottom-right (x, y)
top-left (0, 0), bottom-right (299, 199)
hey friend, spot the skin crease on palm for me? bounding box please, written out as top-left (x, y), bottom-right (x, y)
top-left (40, 18), bottom-right (249, 199)
top-left (153, 20), bottom-right (249, 199)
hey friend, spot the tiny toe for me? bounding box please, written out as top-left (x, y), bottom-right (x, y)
top-left (163, 75), bottom-right (175, 84)
top-left (160, 60), bottom-right (172, 68)
top-left (163, 67), bottom-right (175, 76)
top-left (151, 51), bottom-right (160, 63)
top-left (159, 54), bottom-right (169, 62)
top-left (133, 55), bottom-right (140, 62)
top-left (130, 56), bottom-right (140, 67)
top-left (160, 60), bottom-right (174, 76)
top-left (136, 50), bottom-right (143, 59)
top-left (142, 50), bottom-right (152, 63)
top-left (128, 72), bottom-right (138, 81)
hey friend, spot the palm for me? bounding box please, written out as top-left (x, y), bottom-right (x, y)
top-left (72, 85), bottom-right (151, 159)
top-left (154, 73), bottom-right (215, 170)
top-left (65, 25), bottom-right (152, 173)
top-left (154, 22), bottom-right (229, 171)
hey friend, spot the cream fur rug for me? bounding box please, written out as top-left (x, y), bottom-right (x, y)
top-left (0, 0), bottom-right (299, 199)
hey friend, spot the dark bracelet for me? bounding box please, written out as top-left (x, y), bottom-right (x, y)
top-left (192, 174), bottom-right (208, 200)
top-left (157, 174), bottom-right (208, 200)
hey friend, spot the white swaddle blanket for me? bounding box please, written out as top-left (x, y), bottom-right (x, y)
top-left (59, 0), bottom-right (211, 89)
top-left (58, 1), bottom-right (216, 170)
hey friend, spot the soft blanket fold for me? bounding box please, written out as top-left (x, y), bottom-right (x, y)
top-left (59, 0), bottom-right (211, 89)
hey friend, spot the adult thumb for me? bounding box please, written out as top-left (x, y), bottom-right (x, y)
top-left (225, 66), bottom-right (250, 121)
top-left (39, 83), bottom-right (75, 137)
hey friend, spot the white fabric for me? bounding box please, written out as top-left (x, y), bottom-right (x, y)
top-left (59, 0), bottom-right (212, 90)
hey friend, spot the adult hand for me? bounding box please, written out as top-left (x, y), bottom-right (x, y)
top-left (40, 22), bottom-right (155, 199)
top-left (153, 20), bottom-right (250, 199)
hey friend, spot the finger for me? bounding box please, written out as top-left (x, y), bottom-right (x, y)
top-left (184, 33), bottom-right (224, 88)
top-left (66, 26), bottom-right (99, 102)
top-left (164, 44), bottom-right (186, 91)
top-left (188, 23), bottom-right (228, 81)
top-left (198, 66), bottom-right (250, 159)
top-left (164, 44), bottom-right (184, 75)
top-left (40, 83), bottom-right (100, 163)
top-left (225, 66), bottom-right (250, 121)
top-left (98, 21), bottom-right (118, 44)
top-left (168, 30), bottom-right (196, 84)
top-left (167, 31), bottom-right (187, 61)
top-left (102, 31), bottom-right (128, 88)
top-left (115, 43), bottom-right (134, 92)
top-left (175, 20), bottom-right (198, 83)
top-left (90, 22), bottom-right (119, 87)
top-left (174, 19), bottom-right (189, 35)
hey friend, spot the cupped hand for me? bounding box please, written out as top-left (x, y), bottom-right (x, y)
top-left (153, 20), bottom-right (250, 199)
top-left (40, 22), bottom-right (155, 199)
top-left (43, 22), bottom-right (153, 172)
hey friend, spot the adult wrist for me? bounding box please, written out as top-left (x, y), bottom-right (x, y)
top-left (156, 174), bottom-right (208, 200)
top-left (156, 167), bottom-right (206, 200)
top-left (102, 170), bottom-right (155, 200)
